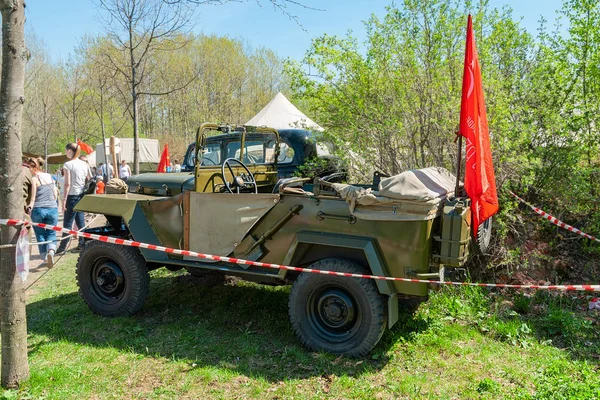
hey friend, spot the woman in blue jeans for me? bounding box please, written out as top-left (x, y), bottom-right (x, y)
top-left (29, 157), bottom-right (59, 267)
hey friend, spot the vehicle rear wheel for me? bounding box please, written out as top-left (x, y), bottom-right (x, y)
top-left (76, 241), bottom-right (149, 317)
top-left (288, 258), bottom-right (387, 357)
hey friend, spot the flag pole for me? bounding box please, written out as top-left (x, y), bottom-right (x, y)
top-left (455, 132), bottom-right (462, 197)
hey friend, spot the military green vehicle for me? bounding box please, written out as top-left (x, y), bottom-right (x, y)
top-left (74, 123), bottom-right (473, 357)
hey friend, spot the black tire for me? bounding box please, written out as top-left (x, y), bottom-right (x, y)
top-left (477, 216), bottom-right (493, 253)
top-left (288, 258), bottom-right (387, 357)
top-left (76, 241), bottom-right (149, 317)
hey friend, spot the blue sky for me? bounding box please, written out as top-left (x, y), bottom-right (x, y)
top-left (27, 0), bottom-right (563, 63)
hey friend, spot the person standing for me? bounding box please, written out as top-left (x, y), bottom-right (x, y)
top-left (173, 159), bottom-right (181, 173)
top-left (95, 176), bottom-right (105, 194)
top-left (56, 143), bottom-right (91, 255)
top-left (119, 159), bottom-right (132, 181)
top-left (29, 157), bottom-right (59, 267)
top-left (101, 162), bottom-right (114, 181)
top-left (55, 167), bottom-right (64, 192)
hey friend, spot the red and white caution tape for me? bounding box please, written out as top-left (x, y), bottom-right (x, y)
top-left (510, 191), bottom-right (600, 244)
top-left (1, 218), bottom-right (598, 292)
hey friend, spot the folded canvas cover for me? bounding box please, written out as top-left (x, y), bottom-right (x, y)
top-left (332, 167), bottom-right (458, 221)
top-left (378, 167), bottom-right (456, 201)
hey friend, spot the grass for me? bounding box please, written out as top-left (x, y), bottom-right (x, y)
top-left (2, 253), bottom-right (600, 399)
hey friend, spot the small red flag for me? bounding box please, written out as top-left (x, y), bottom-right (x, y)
top-left (157, 143), bottom-right (170, 173)
top-left (77, 139), bottom-right (94, 155)
top-left (459, 15), bottom-right (498, 236)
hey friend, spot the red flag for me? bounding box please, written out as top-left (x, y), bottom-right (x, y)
top-left (77, 139), bottom-right (94, 155)
top-left (157, 143), bottom-right (170, 173)
top-left (459, 15), bottom-right (498, 236)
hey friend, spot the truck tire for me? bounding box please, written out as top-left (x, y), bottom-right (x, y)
top-left (288, 258), bottom-right (387, 357)
top-left (76, 241), bottom-right (149, 317)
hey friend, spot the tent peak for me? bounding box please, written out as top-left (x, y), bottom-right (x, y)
top-left (246, 92), bottom-right (323, 131)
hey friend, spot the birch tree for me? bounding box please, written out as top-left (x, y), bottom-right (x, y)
top-left (57, 56), bottom-right (89, 143)
top-left (96, 0), bottom-right (195, 174)
top-left (82, 36), bottom-right (128, 166)
top-left (24, 52), bottom-right (61, 164)
top-left (0, 0), bottom-right (29, 388)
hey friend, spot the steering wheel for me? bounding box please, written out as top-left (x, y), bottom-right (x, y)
top-left (221, 158), bottom-right (257, 194)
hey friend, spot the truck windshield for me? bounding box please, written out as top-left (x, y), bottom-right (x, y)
top-left (184, 142), bottom-right (221, 168)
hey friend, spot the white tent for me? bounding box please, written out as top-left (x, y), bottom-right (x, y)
top-left (95, 138), bottom-right (160, 166)
top-left (246, 92), bottom-right (324, 131)
top-left (87, 151), bottom-right (97, 166)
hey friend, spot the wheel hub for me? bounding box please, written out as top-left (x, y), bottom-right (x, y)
top-left (323, 298), bottom-right (345, 321)
top-left (96, 270), bottom-right (119, 291)
top-left (92, 260), bottom-right (125, 300)
top-left (315, 289), bottom-right (356, 331)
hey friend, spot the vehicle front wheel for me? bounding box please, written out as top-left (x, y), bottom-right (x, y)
top-left (288, 258), bottom-right (387, 357)
top-left (76, 241), bottom-right (149, 317)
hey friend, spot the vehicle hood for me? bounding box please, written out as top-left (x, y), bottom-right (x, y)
top-left (128, 172), bottom-right (194, 196)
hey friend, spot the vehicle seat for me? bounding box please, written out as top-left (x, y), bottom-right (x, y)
top-left (272, 177), bottom-right (307, 193)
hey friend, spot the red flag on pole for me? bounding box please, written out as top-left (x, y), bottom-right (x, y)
top-left (77, 139), bottom-right (94, 155)
top-left (157, 143), bottom-right (170, 173)
top-left (459, 15), bottom-right (498, 236)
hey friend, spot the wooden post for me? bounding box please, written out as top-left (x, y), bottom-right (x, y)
top-left (110, 136), bottom-right (120, 179)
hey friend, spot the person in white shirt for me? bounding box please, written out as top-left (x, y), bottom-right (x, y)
top-left (56, 142), bottom-right (91, 254)
top-left (173, 159), bottom-right (181, 173)
top-left (120, 159), bottom-right (132, 181)
top-left (101, 162), bottom-right (114, 181)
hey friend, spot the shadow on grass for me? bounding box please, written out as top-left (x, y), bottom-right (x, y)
top-left (26, 273), bottom-right (431, 382)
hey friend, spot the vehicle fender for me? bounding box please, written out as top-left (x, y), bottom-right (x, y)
top-left (74, 193), bottom-right (170, 262)
top-left (283, 231), bottom-right (399, 328)
top-left (75, 193), bottom-right (144, 219)
top-left (283, 231), bottom-right (393, 292)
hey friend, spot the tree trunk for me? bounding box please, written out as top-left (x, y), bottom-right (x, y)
top-left (0, 0), bottom-right (30, 388)
top-left (100, 91), bottom-right (110, 168)
top-left (133, 95), bottom-right (140, 174)
top-left (128, 22), bottom-right (140, 175)
top-left (43, 107), bottom-right (48, 172)
top-left (72, 96), bottom-right (77, 143)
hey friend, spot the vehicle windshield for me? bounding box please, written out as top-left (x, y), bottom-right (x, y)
top-left (185, 130), bottom-right (279, 168)
top-left (227, 139), bottom-right (275, 164)
top-left (199, 142), bottom-right (222, 166)
top-left (184, 141), bottom-right (221, 168)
